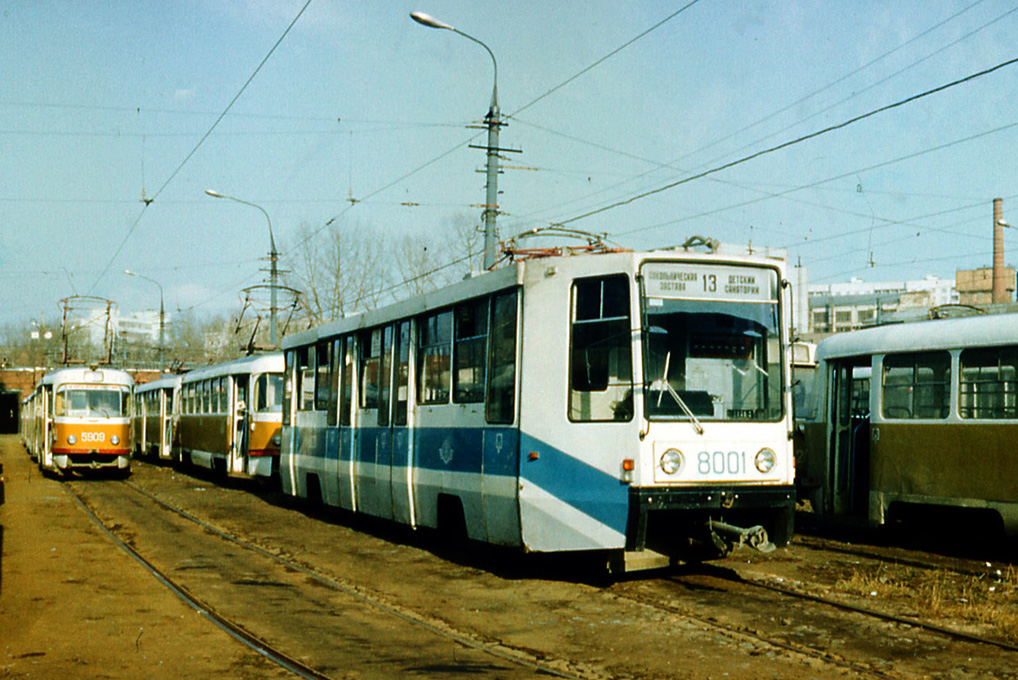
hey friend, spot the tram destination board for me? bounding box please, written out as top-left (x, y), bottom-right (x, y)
top-left (643, 262), bottom-right (777, 302)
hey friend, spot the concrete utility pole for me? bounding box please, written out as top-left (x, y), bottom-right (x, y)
top-left (411, 11), bottom-right (512, 270)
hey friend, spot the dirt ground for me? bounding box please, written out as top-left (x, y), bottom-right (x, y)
top-left (3, 433), bottom-right (1016, 680)
top-left (0, 439), bottom-right (291, 679)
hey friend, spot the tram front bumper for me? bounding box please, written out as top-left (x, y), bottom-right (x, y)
top-left (625, 485), bottom-right (795, 553)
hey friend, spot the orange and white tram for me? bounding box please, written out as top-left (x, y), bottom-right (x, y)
top-left (177, 354), bottom-right (284, 479)
top-left (798, 313), bottom-right (1018, 536)
top-left (21, 366), bottom-right (134, 475)
top-left (133, 374), bottom-right (181, 462)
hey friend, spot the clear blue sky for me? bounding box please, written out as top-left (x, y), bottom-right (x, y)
top-left (2, 0), bottom-right (1016, 329)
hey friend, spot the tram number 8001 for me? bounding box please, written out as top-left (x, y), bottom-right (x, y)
top-left (697, 451), bottom-right (745, 475)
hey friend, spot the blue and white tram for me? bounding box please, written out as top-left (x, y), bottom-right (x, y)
top-left (281, 247), bottom-right (796, 568)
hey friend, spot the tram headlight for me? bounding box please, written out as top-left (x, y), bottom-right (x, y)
top-left (111, 435), bottom-right (120, 445)
top-left (66, 434), bottom-right (77, 445)
top-left (660, 449), bottom-right (684, 475)
top-left (754, 448), bottom-right (777, 474)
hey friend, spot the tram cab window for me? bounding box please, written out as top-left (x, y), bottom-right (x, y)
top-left (570, 275), bottom-right (634, 422)
top-left (640, 263), bottom-right (782, 423)
top-left (418, 311), bottom-right (452, 405)
top-left (960, 346), bottom-right (1018, 419)
top-left (882, 351), bottom-right (950, 419)
top-left (55, 387), bottom-right (128, 417)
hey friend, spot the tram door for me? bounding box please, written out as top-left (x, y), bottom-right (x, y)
top-left (827, 359), bottom-right (871, 516)
top-left (161, 387), bottom-right (174, 459)
top-left (354, 326), bottom-right (395, 520)
top-left (390, 321), bottom-right (413, 525)
top-left (231, 375), bottom-right (250, 475)
top-left (41, 385), bottom-right (53, 469)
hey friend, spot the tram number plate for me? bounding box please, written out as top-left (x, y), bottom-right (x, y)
top-left (81, 431), bottom-right (106, 443)
top-left (697, 451), bottom-right (745, 475)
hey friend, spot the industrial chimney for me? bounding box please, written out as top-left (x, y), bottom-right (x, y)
top-left (992, 198), bottom-right (1009, 303)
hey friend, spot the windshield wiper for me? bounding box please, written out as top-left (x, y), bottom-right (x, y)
top-left (648, 351), bottom-right (704, 435)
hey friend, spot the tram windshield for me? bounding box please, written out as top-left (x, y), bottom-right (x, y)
top-left (255, 373), bottom-right (284, 413)
top-left (55, 386), bottom-right (130, 417)
top-left (641, 262), bottom-right (783, 423)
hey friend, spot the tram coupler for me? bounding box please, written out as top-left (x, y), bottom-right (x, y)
top-left (709, 520), bottom-right (776, 554)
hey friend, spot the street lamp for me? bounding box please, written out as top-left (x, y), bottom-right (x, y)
top-left (124, 269), bottom-right (165, 366)
top-left (411, 10), bottom-right (502, 269)
top-left (205, 189), bottom-right (280, 348)
top-left (999, 219), bottom-right (1015, 230)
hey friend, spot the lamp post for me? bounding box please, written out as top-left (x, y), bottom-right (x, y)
top-left (411, 10), bottom-right (502, 269)
top-left (123, 269), bottom-right (165, 366)
top-left (206, 189), bottom-right (280, 348)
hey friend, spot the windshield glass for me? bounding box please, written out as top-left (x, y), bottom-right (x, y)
top-left (56, 387), bottom-right (129, 417)
top-left (641, 262), bottom-right (783, 422)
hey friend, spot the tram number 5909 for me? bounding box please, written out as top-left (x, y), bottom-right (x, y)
top-left (698, 451), bottom-right (745, 475)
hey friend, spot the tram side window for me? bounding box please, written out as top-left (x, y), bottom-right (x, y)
top-left (256, 373), bottom-right (284, 413)
top-left (486, 290), bottom-right (518, 424)
top-left (394, 322), bottom-right (410, 426)
top-left (570, 275), bottom-right (633, 422)
top-left (882, 351), bottom-right (950, 419)
top-left (339, 337), bottom-right (353, 426)
top-left (454, 299), bottom-right (488, 403)
top-left (960, 346), bottom-right (1018, 419)
top-left (298, 346), bottom-right (315, 411)
top-left (418, 311), bottom-right (452, 405)
top-left (328, 339), bottom-right (341, 427)
top-left (360, 329), bottom-right (381, 410)
top-left (283, 350), bottom-right (294, 425)
top-left (315, 341), bottom-right (332, 412)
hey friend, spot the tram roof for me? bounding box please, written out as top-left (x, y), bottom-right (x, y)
top-left (815, 312), bottom-right (1018, 361)
top-left (135, 374), bottom-right (182, 393)
top-left (283, 247), bottom-right (788, 350)
top-left (39, 366), bottom-right (134, 388)
top-left (181, 352), bottom-right (284, 384)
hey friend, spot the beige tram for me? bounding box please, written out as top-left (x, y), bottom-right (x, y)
top-left (133, 374), bottom-right (181, 462)
top-left (21, 366), bottom-right (134, 475)
top-left (798, 314), bottom-right (1018, 535)
top-left (177, 354), bottom-right (284, 479)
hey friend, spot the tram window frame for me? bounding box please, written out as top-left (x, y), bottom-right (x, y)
top-left (327, 338), bottom-right (341, 427)
top-left (486, 290), bottom-right (518, 424)
top-left (959, 345), bottom-right (1018, 419)
top-left (360, 329), bottom-right (382, 411)
top-left (569, 274), bottom-right (634, 422)
top-left (339, 337), bottom-right (353, 426)
top-left (454, 298), bottom-right (489, 404)
top-left (298, 346), bottom-right (315, 412)
top-left (394, 322), bottom-right (410, 426)
top-left (881, 351), bottom-right (951, 420)
top-left (315, 340), bottom-right (332, 412)
top-left (283, 350), bottom-right (295, 426)
top-left (377, 325), bottom-right (393, 427)
top-left (417, 310), bottom-right (453, 405)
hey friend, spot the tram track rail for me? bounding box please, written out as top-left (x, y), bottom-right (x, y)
top-left (66, 477), bottom-right (589, 680)
top-left (62, 481), bottom-right (332, 680)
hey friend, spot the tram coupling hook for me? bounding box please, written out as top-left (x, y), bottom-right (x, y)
top-left (709, 520), bottom-right (776, 554)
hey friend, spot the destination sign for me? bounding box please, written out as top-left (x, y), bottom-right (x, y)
top-left (642, 263), bottom-right (777, 302)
